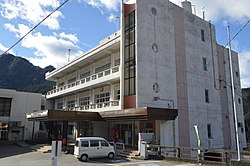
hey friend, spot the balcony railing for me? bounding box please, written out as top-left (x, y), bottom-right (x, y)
top-left (47, 65), bottom-right (120, 96)
top-left (71, 100), bottom-right (120, 111)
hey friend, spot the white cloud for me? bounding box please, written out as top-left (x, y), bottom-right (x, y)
top-left (124, 0), bottom-right (135, 4)
top-left (239, 51), bottom-right (250, 88)
top-left (83, 0), bottom-right (120, 11)
top-left (4, 23), bottom-right (30, 38)
top-left (0, 0), bottom-right (63, 30)
top-left (170, 0), bottom-right (250, 22)
top-left (59, 32), bottom-right (79, 44)
top-left (100, 0), bottom-right (120, 10)
top-left (107, 13), bottom-right (116, 22)
top-left (0, 43), bottom-right (15, 55)
top-left (5, 23), bottom-right (83, 68)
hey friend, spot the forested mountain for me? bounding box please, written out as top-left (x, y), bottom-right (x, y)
top-left (0, 53), bottom-right (55, 94)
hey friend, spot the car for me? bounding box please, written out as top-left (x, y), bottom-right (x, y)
top-left (74, 137), bottom-right (115, 161)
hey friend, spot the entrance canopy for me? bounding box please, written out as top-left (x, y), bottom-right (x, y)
top-left (26, 110), bottom-right (103, 121)
top-left (26, 107), bottom-right (178, 122)
top-left (99, 107), bottom-right (178, 121)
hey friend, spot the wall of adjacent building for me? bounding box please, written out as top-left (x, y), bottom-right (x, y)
top-left (217, 44), bottom-right (247, 150)
top-left (0, 89), bottom-right (42, 141)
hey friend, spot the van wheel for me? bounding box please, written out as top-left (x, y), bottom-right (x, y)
top-left (80, 154), bottom-right (88, 161)
top-left (108, 152), bottom-right (115, 159)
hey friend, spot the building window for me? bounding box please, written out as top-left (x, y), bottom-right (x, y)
top-left (114, 89), bottom-right (120, 100)
top-left (80, 71), bottom-right (90, 79)
top-left (143, 122), bottom-right (154, 133)
top-left (0, 98), bottom-right (12, 116)
top-left (124, 11), bottom-right (136, 96)
top-left (205, 89), bottom-right (209, 103)
top-left (203, 57), bottom-right (207, 71)
top-left (238, 98), bottom-right (241, 104)
top-left (207, 124), bottom-right (212, 139)
top-left (79, 96), bottom-right (90, 106)
top-left (95, 92), bottom-right (110, 103)
top-left (236, 71), bottom-right (239, 78)
top-left (67, 100), bottom-right (75, 109)
top-left (95, 63), bottom-right (111, 73)
top-left (201, 29), bottom-right (205, 42)
top-left (115, 59), bottom-right (120, 66)
top-left (58, 82), bottom-right (64, 87)
top-left (57, 102), bottom-right (63, 109)
top-left (68, 77), bottom-right (76, 84)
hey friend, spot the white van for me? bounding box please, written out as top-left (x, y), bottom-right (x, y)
top-left (74, 137), bottom-right (115, 161)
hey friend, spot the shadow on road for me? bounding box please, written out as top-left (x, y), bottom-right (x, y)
top-left (0, 142), bottom-right (33, 159)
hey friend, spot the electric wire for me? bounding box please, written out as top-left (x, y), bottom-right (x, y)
top-left (1, 0), bottom-right (69, 55)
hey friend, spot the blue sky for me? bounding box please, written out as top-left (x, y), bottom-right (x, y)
top-left (0, 0), bottom-right (249, 88)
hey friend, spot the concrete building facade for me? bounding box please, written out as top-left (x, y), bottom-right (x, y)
top-left (27, 0), bottom-right (246, 151)
top-left (0, 89), bottom-right (42, 141)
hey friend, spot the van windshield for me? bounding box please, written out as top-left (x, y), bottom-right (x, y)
top-left (75, 140), bottom-right (79, 147)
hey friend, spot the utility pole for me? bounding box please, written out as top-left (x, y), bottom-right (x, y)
top-left (68, 49), bottom-right (71, 62)
top-left (227, 25), bottom-right (241, 161)
top-left (116, 16), bottom-right (120, 31)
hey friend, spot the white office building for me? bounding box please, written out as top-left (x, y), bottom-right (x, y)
top-left (27, 0), bottom-right (246, 151)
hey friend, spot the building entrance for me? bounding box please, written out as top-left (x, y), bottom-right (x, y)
top-left (0, 122), bottom-right (8, 140)
top-left (111, 121), bottom-right (137, 147)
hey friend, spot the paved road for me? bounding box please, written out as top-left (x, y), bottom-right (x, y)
top-left (0, 145), bottom-right (201, 166)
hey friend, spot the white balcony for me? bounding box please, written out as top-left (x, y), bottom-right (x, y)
top-left (47, 66), bottom-right (120, 99)
top-left (77, 100), bottom-right (120, 112)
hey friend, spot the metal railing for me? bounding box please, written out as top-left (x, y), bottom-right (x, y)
top-left (147, 144), bottom-right (250, 164)
top-left (109, 142), bottom-right (125, 152)
top-left (47, 65), bottom-right (120, 96)
top-left (78, 100), bottom-right (120, 111)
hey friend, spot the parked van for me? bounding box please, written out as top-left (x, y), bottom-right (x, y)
top-left (74, 137), bottom-right (115, 161)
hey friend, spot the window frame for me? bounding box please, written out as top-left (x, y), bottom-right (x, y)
top-left (90, 140), bottom-right (99, 147)
top-left (124, 11), bottom-right (136, 96)
top-left (0, 98), bottom-right (12, 116)
top-left (201, 29), bottom-right (205, 42)
top-left (205, 89), bottom-right (210, 103)
top-left (207, 124), bottom-right (212, 139)
top-left (203, 57), bottom-right (207, 71)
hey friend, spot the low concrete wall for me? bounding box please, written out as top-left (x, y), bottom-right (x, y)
top-left (230, 160), bottom-right (250, 166)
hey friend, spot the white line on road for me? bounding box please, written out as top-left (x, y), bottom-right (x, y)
top-left (106, 160), bottom-right (162, 166)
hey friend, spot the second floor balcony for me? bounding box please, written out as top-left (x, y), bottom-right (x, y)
top-left (47, 65), bottom-right (120, 99)
top-left (65, 100), bottom-right (120, 112)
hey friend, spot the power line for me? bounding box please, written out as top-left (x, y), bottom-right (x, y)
top-left (1, 0), bottom-right (69, 55)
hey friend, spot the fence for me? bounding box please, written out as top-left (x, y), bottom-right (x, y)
top-left (148, 144), bottom-right (250, 164)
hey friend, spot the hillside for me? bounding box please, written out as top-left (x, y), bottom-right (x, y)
top-left (242, 87), bottom-right (250, 142)
top-left (0, 53), bottom-right (55, 94)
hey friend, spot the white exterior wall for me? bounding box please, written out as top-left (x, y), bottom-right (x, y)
top-left (136, 0), bottom-right (177, 109)
top-left (136, 0), bottom-right (178, 147)
top-left (135, 0), bottom-right (244, 150)
top-left (182, 10), bottom-right (224, 149)
top-left (0, 89), bottom-right (42, 141)
top-left (220, 47), bottom-right (247, 150)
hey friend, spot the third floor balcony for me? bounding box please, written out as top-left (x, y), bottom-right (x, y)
top-left (47, 65), bottom-right (120, 99)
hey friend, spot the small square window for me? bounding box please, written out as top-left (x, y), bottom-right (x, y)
top-left (201, 29), bottom-right (205, 42)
